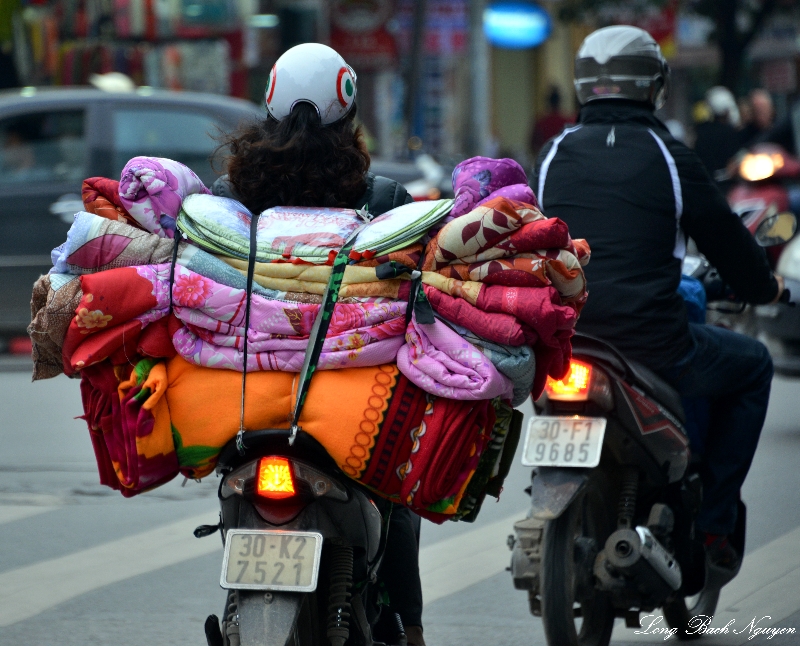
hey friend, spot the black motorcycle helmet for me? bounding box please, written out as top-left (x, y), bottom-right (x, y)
top-left (574, 25), bottom-right (670, 109)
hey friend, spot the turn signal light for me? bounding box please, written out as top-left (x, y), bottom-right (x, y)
top-left (256, 457), bottom-right (296, 499)
top-left (545, 360), bottom-right (592, 401)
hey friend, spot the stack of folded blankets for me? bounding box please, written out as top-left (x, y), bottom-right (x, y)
top-left (29, 155), bottom-right (589, 523)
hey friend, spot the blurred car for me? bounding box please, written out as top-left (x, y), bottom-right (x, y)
top-left (0, 86), bottom-right (262, 344)
top-left (0, 85), bottom-right (444, 347)
top-left (369, 154), bottom-right (455, 201)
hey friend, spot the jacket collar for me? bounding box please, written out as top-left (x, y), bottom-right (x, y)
top-left (579, 101), bottom-right (668, 131)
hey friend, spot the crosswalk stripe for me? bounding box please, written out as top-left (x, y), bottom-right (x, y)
top-left (420, 512), bottom-right (523, 604)
top-left (0, 512), bottom-right (220, 628)
top-left (0, 505), bottom-right (57, 526)
top-left (0, 507), bottom-right (526, 628)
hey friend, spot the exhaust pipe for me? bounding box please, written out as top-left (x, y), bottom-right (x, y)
top-left (602, 526), bottom-right (682, 592)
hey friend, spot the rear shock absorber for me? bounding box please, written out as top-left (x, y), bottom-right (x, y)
top-left (393, 612), bottom-right (408, 646)
top-left (327, 545), bottom-right (354, 646)
top-left (223, 590), bottom-right (240, 646)
top-left (617, 467), bottom-right (639, 529)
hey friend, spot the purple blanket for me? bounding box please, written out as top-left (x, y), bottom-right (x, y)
top-left (119, 157), bottom-right (210, 238)
top-left (448, 156), bottom-right (539, 222)
top-left (397, 314), bottom-right (514, 401)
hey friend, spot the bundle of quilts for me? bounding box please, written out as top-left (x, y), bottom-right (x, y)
top-left (28, 155), bottom-right (590, 523)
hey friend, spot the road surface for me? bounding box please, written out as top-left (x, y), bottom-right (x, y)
top-left (1, 370), bottom-right (799, 645)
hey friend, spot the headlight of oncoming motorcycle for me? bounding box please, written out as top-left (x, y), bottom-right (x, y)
top-left (544, 359), bottom-right (613, 409)
top-left (739, 152), bottom-right (784, 182)
top-left (221, 457), bottom-right (348, 501)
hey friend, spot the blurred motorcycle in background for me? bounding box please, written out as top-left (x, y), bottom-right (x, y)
top-left (727, 144), bottom-right (800, 375)
top-left (728, 143), bottom-right (800, 267)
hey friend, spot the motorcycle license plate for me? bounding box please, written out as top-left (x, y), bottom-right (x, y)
top-left (220, 530), bottom-right (323, 592)
top-left (521, 416), bottom-right (606, 468)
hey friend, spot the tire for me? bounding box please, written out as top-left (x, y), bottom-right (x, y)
top-left (540, 475), bottom-right (615, 646)
top-left (291, 592), bottom-right (325, 645)
top-left (664, 500), bottom-right (745, 640)
top-left (662, 585), bottom-right (720, 641)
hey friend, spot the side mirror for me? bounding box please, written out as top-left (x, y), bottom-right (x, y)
top-left (755, 212), bottom-right (797, 247)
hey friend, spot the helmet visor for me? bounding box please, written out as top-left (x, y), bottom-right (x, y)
top-left (575, 55), bottom-right (664, 83)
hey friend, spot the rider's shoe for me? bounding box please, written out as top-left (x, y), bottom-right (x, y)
top-left (703, 532), bottom-right (741, 574)
top-left (204, 615), bottom-right (224, 646)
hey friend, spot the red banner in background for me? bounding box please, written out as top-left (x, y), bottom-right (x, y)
top-left (331, 27), bottom-right (398, 71)
top-left (633, 0), bottom-right (677, 58)
top-left (330, 0), bottom-right (398, 71)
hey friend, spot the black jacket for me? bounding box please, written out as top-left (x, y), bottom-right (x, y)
top-left (693, 119), bottom-right (741, 178)
top-left (211, 171), bottom-right (413, 216)
top-left (532, 101), bottom-right (779, 370)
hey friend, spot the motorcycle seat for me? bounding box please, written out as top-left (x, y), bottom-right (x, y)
top-left (571, 334), bottom-right (686, 424)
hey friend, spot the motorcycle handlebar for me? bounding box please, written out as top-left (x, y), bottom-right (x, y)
top-left (702, 271), bottom-right (738, 303)
top-left (685, 254), bottom-right (798, 307)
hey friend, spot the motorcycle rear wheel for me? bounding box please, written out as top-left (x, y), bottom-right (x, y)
top-left (540, 475), bottom-right (615, 646)
top-left (664, 500), bottom-right (745, 640)
top-left (664, 556), bottom-right (739, 642)
top-left (662, 586), bottom-right (720, 641)
top-left (291, 592), bottom-right (325, 645)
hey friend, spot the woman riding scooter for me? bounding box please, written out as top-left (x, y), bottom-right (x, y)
top-left (213, 43), bottom-right (426, 646)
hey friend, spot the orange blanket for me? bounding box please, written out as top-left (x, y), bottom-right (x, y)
top-left (81, 356), bottom-right (504, 521)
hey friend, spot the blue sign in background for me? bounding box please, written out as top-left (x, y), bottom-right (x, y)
top-left (483, 2), bottom-right (552, 49)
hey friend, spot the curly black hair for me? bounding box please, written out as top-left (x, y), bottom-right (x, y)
top-left (218, 102), bottom-right (370, 214)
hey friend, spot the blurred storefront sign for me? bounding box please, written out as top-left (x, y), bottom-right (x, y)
top-left (330, 0), bottom-right (398, 70)
top-left (326, 0), bottom-right (486, 161)
top-left (635, 3), bottom-right (676, 58)
top-left (330, 24), bottom-right (398, 70)
top-left (676, 13), bottom-right (714, 49)
top-left (5, 0), bottom-right (250, 95)
top-left (419, 0), bottom-right (470, 158)
top-left (395, 0), bottom-right (468, 56)
top-left (749, 19), bottom-right (800, 63)
top-left (331, 0), bottom-right (394, 32)
top-left (669, 12), bottom-right (719, 69)
top-left (596, 1), bottom-right (677, 59)
top-left (391, 0), bottom-right (470, 158)
top-left (423, 0), bottom-right (468, 54)
top-left (748, 17), bottom-right (800, 97)
top-left (761, 59), bottom-right (797, 94)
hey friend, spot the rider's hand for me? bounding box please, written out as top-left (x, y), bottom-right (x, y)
top-left (770, 274), bottom-right (786, 305)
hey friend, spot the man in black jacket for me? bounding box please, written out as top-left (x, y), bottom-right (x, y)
top-left (532, 26), bottom-right (785, 572)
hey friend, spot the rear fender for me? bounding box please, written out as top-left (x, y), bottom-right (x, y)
top-left (237, 590), bottom-right (302, 646)
top-left (530, 467), bottom-right (589, 520)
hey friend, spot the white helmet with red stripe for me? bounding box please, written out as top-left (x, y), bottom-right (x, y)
top-left (265, 43), bottom-right (357, 125)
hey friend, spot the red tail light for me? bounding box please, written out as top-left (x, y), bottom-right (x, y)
top-left (545, 360), bottom-right (593, 401)
top-left (256, 457), bottom-right (296, 499)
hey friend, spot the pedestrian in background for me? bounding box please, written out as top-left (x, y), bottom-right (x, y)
top-left (694, 86), bottom-right (741, 183)
top-left (529, 86), bottom-right (573, 157)
top-left (739, 89), bottom-right (775, 147)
